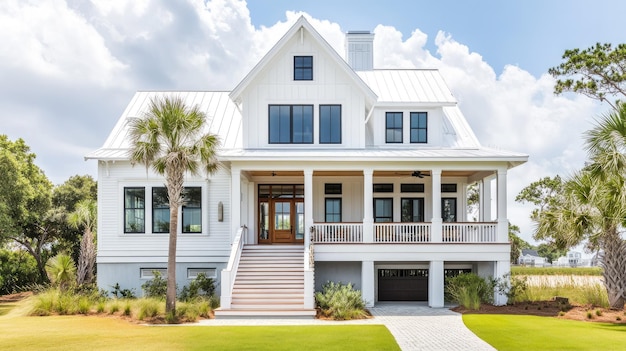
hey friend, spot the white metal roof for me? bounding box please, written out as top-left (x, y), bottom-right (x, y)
top-left (85, 91), bottom-right (242, 160)
top-left (357, 70), bottom-right (456, 104)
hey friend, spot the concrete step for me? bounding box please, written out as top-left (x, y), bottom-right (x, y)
top-left (214, 308), bottom-right (316, 319)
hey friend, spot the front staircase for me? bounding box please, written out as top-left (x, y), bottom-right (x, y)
top-left (215, 245), bottom-right (316, 318)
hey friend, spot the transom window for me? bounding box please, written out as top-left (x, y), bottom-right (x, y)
top-left (386, 112), bottom-right (403, 143)
top-left (373, 183), bottom-right (394, 193)
top-left (410, 112), bottom-right (428, 143)
top-left (441, 184), bottom-right (458, 193)
top-left (269, 105), bottom-right (313, 144)
top-left (325, 183), bottom-right (342, 195)
top-left (319, 105), bottom-right (341, 144)
top-left (124, 187), bottom-right (145, 233)
top-left (401, 183), bottom-right (424, 193)
top-left (294, 56), bottom-right (313, 80)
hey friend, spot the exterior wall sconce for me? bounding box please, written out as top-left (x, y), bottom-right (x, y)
top-left (218, 201), bottom-right (224, 222)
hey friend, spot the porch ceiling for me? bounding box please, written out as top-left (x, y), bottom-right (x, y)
top-left (246, 170), bottom-right (484, 178)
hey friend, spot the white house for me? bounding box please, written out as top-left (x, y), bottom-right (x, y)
top-left (518, 249), bottom-right (546, 267)
top-left (86, 17), bottom-right (527, 317)
top-left (556, 251), bottom-right (584, 267)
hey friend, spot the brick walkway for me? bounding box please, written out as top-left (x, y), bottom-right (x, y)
top-left (195, 302), bottom-right (495, 351)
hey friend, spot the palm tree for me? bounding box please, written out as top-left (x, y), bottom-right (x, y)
top-left (45, 253), bottom-right (76, 290)
top-left (536, 105), bottom-right (626, 309)
top-left (68, 199), bottom-right (97, 285)
top-left (128, 96), bottom-right (220, 316)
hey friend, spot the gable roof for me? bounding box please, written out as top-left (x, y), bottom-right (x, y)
top-left (229, 16), bottom-right (377, 107)
top-left (521, 249), bottom-right (541, 257)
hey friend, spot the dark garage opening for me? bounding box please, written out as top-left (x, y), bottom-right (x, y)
top-left (378, 269), bottom-right (428, 301)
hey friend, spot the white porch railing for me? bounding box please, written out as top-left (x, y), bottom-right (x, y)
top-left (220, 225), bottom-right (247, 309)
top-left (311, 223), bottom-right (363, 243)
top-left (374, 223), bottom-right (431, 243)
top-left (442, 222), bottom-right (497, 243)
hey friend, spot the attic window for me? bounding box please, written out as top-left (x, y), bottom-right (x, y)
top-left (294, 56), bottom-right (313, 80)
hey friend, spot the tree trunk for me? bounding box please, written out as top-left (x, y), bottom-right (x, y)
top-left (600, 229), bottom-right (626, 309)
top-left (166, 205), bottom-right (179, 316)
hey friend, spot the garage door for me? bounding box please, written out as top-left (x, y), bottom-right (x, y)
top-left (378, 269), bottom-right (428, 301)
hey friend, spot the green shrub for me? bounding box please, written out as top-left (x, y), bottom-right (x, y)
top-left (446, 273), bottom-right (494, 310)
top-left (77, 296), bottom-right (91, 314)
top-left (495, 274), bottom-right (528, 304)
top-left (141, 271), bottom-right (168, 299)
top-left (45, 254), bottom-right (77, 291)
top-left (123, 301), bottom-right (132, 316)
top-left (96, 301), bottom-right (106, 313)
top-left (586, 311), bottom-right (593, 319)
top-left (137, 299), bottom-right (161, 320)
top-left (110, 283), bottom-right (136, 299)
top-left (179, 273), bottom-right (216, 301)
top-left (595, 309), bottom-right (602, 316)
top-left (315, 281), bottom-right (367, 320)
top-left (108, 301), bottom-right (120, 314)
top-left (0, 249), bottom-right (41, 295)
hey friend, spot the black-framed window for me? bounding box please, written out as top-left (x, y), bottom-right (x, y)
top-left (152, 187), bottom-right (170, 233)
top-left (294, 56), bottom-right (313, 80)
top-left (373, 183), bottom-right (394, 193)
top-left (401, 183), bottom-right (425, 193)
top-left (269, 105), bottom-right (313, 144)
top-left (410, 112), bottom-right (428, 143)
top-left (442, 198), bottom-right (457, 222)
top-left (401, 198), bottom-right (424, 222)
top-left (325, 198), bottom-right (342, 223)
top-left (374, 198), bottom-right (393, 223)
top-left (441, 184), bottom-right (457, 193)
top-left (325, 183), bottom-right (342, 195)
top-left (319, 105), bottom-right (341, 144)
top-left (182, 187), bottom-right (202, 233)
top-left (386, 112), bottom-right (403, 143)
top-left (124, 187), bottom-right (145, 233)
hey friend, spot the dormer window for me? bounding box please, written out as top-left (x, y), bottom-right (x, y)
top-left (385, 112), bottom-right (403, 143)
top-left (294, 56), bottom-right (313, 80)
top-left (410, 112), bottom-right (428, 143)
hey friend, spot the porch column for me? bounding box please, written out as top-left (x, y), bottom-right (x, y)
top-left (361, 260), bottom-right (375, 307)
top-left (231, 167), bottom-right (241, 243)
top-left (304, 169), bottom-right (314, 246)
top-left (496, 168), bottom-right (508, 243)
top-left (363, 168), bottom-right (374, 243)
top-left (428, 260), bottom-right (444, 308)
top-left (478, 178), bottom-right (493, 222)
top-left (430, 169), bottom-right (442, 243)
top-left (494, 260), bottom-right (510, 305)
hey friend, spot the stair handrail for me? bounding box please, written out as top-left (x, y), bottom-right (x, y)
top-left (220, 225), bottom-right (247, 309)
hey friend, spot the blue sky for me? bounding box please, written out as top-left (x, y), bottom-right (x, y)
top-left (1, 0), bottom-right (625, 245)
top-left (249, 0), bottom-right (626, 78)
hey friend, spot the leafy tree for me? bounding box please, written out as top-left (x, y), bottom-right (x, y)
top-left (51, 175), bottom-right (97, 262)
top-left (0, 135), bottom-right (53, 281)
top-left (0, 249), bottom-right (39, 294)
top-left (509, 224), bottom-right (531, 264)
top-left (535, 243), bottom-right (567, 264)
top-left (128, 96), bottom-right (220, 316)
top-left (68, 199), bottom-right (97, 285)
top-left (549, 43), bottom-right (626, 109)
top-left (515, 176), bottom-right (564, 222)
top-left (466, 183), bottom-right (479, 221)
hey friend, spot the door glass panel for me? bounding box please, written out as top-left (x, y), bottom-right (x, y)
top-left (296, 202), bottom-right (304, 240)
top-left (259, 201), bottom-right (269, 240)
top-left (274, 202), bottom-right (291, 230)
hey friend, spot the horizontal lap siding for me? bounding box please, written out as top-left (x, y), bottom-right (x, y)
top-left (97, 162), bottom-right (231, 260)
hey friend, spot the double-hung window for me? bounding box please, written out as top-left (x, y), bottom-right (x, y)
top-left (124, 187), bottom-right (145, 233)
top-left (442, 198), bottom-right (457, 222)
top-left (269, 105), bottom-right (313, 144)
top-left (152, 187), bottom-right (170, 233)
top-left (182, 187), bottom-right (202, 233)
top-left (401, 198), bottom-right (424, 222)
top-left (385, 112), bottom-right (403, 143)
top-left (410, 112), bottom-right (427, 143)
top-left (374, 198), bottom-right (393, 223)
top-left (319, 105), bottom-right (341, 144)
top-left (324, 183), bottom-right (342, 222)
top-left (294, 56), bottom-right (313, 80)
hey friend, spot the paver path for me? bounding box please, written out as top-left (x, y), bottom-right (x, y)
top-left (196, 302), bottom-right (495, 351)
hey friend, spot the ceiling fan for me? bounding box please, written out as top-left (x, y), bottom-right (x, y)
top-left (411, 171), bottom-right (430, 178)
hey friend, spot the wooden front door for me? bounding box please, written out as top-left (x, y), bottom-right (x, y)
top-left (258, 184), bottom-right (305, 244)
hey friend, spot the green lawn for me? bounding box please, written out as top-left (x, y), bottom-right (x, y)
top-left (464, 314), bottom-right (626, 351)
top-left (0, 313), bottom-right (399, 351)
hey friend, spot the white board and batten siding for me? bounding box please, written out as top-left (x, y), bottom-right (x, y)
top-left (240, 28), bottom-right (366, 149)
top-left (96, 162), bottom-right (232, 263)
